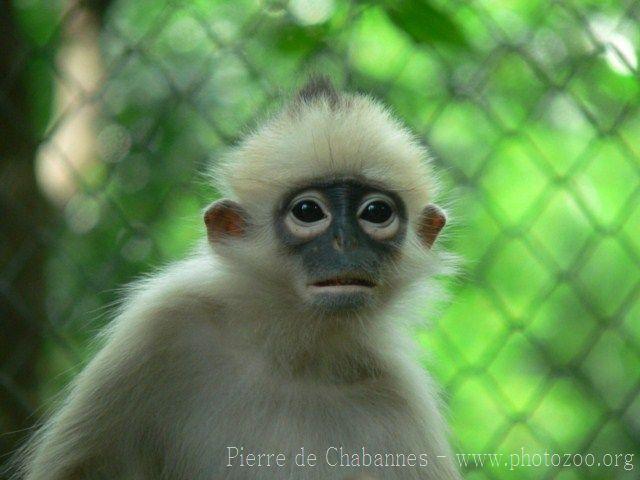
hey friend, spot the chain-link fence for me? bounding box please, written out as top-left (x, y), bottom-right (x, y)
top-left (1, 0), bottom-right (639, 478)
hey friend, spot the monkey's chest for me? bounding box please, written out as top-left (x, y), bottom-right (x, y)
top-left (171, 374), bottom-right (440, 480)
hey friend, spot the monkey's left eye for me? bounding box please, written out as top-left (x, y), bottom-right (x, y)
top-left (358, 195), bottom-right (399, 240)
top-left (360, 200), bottom-right (393, 224)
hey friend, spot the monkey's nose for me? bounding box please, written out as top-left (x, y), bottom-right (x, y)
top-left (332, 235), bottom-right (344, 251)
top-left (332, 234), bottom-right (356, 252)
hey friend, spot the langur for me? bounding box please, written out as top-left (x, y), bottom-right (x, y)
top-left (15, 77), bottom-right (460, 480)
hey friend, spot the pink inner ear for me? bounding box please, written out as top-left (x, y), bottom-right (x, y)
top-left (204, 201), bottom-right (246, 242)
top-left (418, 205), bottom-right (446, 248)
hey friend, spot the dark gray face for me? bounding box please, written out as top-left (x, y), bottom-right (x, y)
top-left (276, 179), bottom-right (407, 312)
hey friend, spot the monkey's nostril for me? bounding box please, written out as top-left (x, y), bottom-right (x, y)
top-left (333, 235), bottom-right (344, 251)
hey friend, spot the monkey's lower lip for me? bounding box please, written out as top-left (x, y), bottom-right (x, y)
top-left (310, 278), bottom-right (376, 288)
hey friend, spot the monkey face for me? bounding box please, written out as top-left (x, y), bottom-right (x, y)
top-left (275, 178), bottom-right (409, 313)
top-left (204, 77), bottom-right (451, 319)
top-left (204, 178), bottom-right (446, 317)
top-left (205, 175), bottom-right (446, 315)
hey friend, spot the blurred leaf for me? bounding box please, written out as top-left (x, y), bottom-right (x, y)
top-left (25, 58), bottom-right (55, 137)
top-left (12, 0), bottom-right (64, 46)
top-left (273, 23), bottom-right (324, 54)
top-left (379, 0), bottom-right (470, 49)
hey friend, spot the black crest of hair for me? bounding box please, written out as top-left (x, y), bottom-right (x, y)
top-left (295, 75), bottom-right (341, 107)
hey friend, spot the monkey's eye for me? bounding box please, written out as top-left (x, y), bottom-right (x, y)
top-left (360, 200), bottom-right (393, 224)
top-left (284, 192), bottom-right (331, 240)
top-left (291, 200), bottom-right (326, 223)
top-left (358, 195), bottom-right (399, 240)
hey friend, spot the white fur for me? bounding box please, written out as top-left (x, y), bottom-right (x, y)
top-left (15, 86), bottom-right (460, 480)
top-left (214, 93), bottom-right (438, 226)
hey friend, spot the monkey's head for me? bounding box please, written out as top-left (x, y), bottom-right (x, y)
top-left (204, 77), bottom-right (447, 317)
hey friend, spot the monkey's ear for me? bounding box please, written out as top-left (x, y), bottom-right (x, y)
top-left (204, 199), bottom-right (248, 243)
top-left (417, 204), bottom-right (446, 248)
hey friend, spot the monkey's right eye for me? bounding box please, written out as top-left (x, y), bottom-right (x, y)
top-left (284, 193), bottom-right (331, 239)
top-left (291, 200), bottom-right (326, 223)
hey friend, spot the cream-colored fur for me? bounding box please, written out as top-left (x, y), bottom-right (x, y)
top-left (15, 83), bottom-right (460, 480)
top-left (216, 93), bottom-right (436, 225)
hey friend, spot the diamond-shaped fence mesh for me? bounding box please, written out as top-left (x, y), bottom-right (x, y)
top-left (1, 0), bottom-right (639, 478)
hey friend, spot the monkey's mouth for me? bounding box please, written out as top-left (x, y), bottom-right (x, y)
top-left (305, 275), bottom-right (377, 310)
top-left (310, 277), bottom-right (376, 289)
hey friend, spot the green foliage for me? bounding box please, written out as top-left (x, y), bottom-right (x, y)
top-left (379, 0), bottom-right (470, 49)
